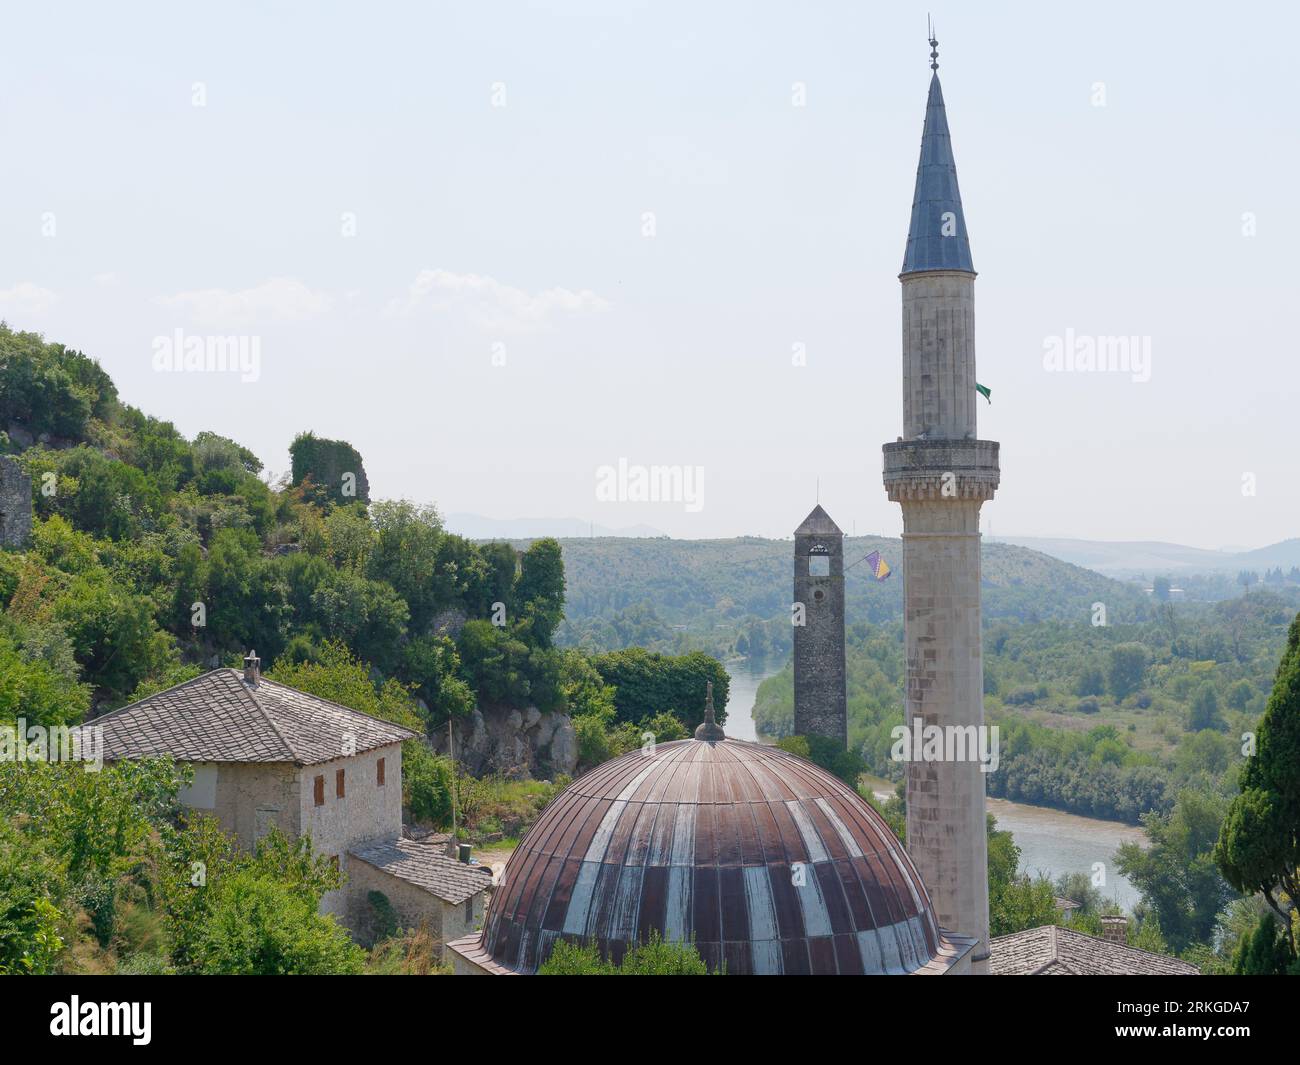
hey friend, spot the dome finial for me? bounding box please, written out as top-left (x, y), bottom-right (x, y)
top-left (928, 15), bottom-right (939, 72)
top-left (695, 680), bottom-right (725, 741)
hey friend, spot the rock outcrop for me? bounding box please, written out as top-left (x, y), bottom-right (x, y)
top-left (431, 705), bottom-right (577, 780)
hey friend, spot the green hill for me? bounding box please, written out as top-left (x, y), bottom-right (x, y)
top-left (544, 534), bottom-right (1149, 656)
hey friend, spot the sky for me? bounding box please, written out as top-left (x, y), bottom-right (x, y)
top-left (2, 0), bottom-right (1297, 547)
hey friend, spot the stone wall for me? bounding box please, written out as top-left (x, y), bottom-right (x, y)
top-left (206, 762), bottom-right (301, 849)
top-left (901, 271), bottom-right (978, 440)
top-left (344, 860), bottom-right (485, 959)
top-left (0, 455), bottom-right (32, 549)
top-left (298, 743), bottom-right (405, 917)
top-left (898, 497), bottom-right (991, 972)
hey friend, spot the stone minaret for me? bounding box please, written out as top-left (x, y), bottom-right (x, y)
top-left (793, 505), bottom-right (847, 746)
top-left (882, 39), bottom-right (999, 973)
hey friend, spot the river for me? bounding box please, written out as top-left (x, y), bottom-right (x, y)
top-left (722, 656), bottom-right (783, 742)
top-left (725, 658), bottom-right (1147, 912)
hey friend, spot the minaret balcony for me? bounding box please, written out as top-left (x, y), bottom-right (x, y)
top-left (882, 438), bottom-right (999, 502)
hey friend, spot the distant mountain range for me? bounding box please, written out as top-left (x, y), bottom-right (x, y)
top-left (444, 513), bottom-right (667, 540)
top-left (993, 537), bottom-right (1300, 577)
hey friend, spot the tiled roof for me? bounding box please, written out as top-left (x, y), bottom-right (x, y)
top-left (80, 668), bottom-right (417, 766)
top-left (349, 837), bottom-right (493, 905)
top-left (991, 925), bottom-right (1200, 976)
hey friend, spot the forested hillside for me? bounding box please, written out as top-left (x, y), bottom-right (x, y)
top-left (0, 324), bottom-right (742, 973)
top-left (0, 322), bottom-right (727, 771)
top-left (755, 592), bottom-right (1293, 823)
top-left (547, 533), bottom-right (1152, 657)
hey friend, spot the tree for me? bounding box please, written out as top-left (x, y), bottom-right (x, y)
top-left (1152, 576), bottom-right (1171, 602)
top-left (1214, 612), bottom-right (1300, 957)
top-left (515, 538), bottom-right (565, 647)
top-left (539, 932), bottom-right (711, 974)
top-left (1188, 683), bottom-right (1225, 732)
top-left (166, 827), bottom-right (364, 975)
top-left (592, 647), bottom-right (730, 732)
top-left (987, 815), bottom-right (1059, 936)
top-left (1107, 643), bottom-right (1147, 700)
top-left (1231, 912), bottom-right (1297, 975)
top-left (366, 500), bottom-right (443, 630)
top-left (1074, 663), bottom-right (1106, 698)
top-left (1117, 787), bottom-right (1233, 953)
top-left (52, 572), bottom-right (176, 701)
top-left (0, 821), bottom-right (64, 974)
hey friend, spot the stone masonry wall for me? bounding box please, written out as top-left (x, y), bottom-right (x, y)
top-left (899, 498), bottom-right (990, 972)
top-left (298, 743), bottom-right (404, 917)
top-left (0, 456), bottom-right (33, 549)
top-left (901, 272), bottom-right (977, 441)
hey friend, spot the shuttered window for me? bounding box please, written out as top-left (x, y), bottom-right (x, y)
top-left (376, 757), bottom-right (386, 786)
top-left (313, 775), bottom-right (325, 806)
top-left (336, 768), bottom-right (346, 798)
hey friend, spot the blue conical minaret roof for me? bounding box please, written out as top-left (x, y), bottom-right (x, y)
top-left (900, 72), bottom-right (974, 275)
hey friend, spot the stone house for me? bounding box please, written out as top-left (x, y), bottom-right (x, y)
top-left (0, 455), bottom-right (32, 549)
top-left (346, 835), bottom-right (490, 955)
top-left (82, 653), bottom-right (490, 944)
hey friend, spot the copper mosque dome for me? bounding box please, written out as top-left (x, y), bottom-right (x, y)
top-left (461, 705), bottom-right (973, 975)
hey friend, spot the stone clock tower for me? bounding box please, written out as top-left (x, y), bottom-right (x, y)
top-left (883, 37), bottom-right (999, 974)
top-left (792, 505), bottom-right (847, 746)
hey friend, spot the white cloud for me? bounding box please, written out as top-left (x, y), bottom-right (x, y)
top-left (0, 281), bottom-right (57, 316)
top-left (158, 277), bottom-right (329, 327)
top-left (384, 269), bottom-right (609, 331)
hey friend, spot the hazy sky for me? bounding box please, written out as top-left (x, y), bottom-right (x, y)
top-left (3, 1), bottom-right (1296, 547)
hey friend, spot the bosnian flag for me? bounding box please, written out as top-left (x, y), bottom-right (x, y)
top-left (865, 551), bottom-right (892, 581)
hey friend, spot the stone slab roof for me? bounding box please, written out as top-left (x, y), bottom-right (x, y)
top-left (794, 504), bottom-right (842, 537)
top-left (991, 925), bottom-right (1199, 976)
top-left (80, 668), bottom-right (417, 766)
top-left (349, 837), bottom-right (493, 905)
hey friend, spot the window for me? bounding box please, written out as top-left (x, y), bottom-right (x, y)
top-left (336, 768), bottom-right (346, 799)
top-left (313, 774), bottom-right (325, 806)
top-left (376, 757), bottom-right (386, 786)
top-left (465, 898), bottom-right (473, 922)
top-left (808, 554), bottom-right (830, 577)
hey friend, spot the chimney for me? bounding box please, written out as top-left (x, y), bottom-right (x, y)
top-left (243, 650), bottom-right (260, 686)
top-left (1100, 915), bottom-right (1128, 945)
top-left (457, 843), bottom-right (473, 864)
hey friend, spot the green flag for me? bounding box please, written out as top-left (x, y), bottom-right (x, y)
top-left (975, 382), bottom-right (991, 404)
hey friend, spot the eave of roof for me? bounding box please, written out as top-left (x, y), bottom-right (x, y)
top-left (78, 668), bottom-right (417, 766)
top-left (349, 837), bottom-right (492, 905)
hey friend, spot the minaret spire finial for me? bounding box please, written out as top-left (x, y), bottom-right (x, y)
top-left (928, 16), bottom-right (939, 71)
top-left (694, 680), bottom-right (726, 741)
